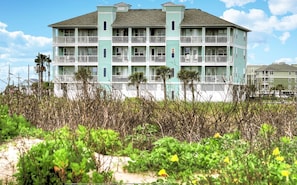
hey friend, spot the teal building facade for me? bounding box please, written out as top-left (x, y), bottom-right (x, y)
top-left (49, 2), bottom-right (250, 101)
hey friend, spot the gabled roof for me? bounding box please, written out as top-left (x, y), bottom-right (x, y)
top-left (49, 11), bottom-right (97, 28)
top-left (255, 63), bottom-right (297, 72)
top-left (181, 9), bottom-right (250, 31)
top-left (112, 9), bottom-right (166, 27)
top-left (49, 7), bottom-right (250, 31)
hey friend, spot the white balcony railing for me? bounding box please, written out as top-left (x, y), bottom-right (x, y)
top-left (77, 36), bottom-right (98, 43)
top-left (180, 55), bottom-right (202, 63)
top-left (131, 55), bottom-right (146, 62)
top-left (55, 75), bottom-right (98, 83)
top-left (112, 75), bottom-right (129, 82)
top-left (77, 55), bottom-right (98, 63)
top-left (205, 55), bottom-right (228, 63)
top-left (131, 36), bottom-right (146, 43)
top-left (55, 56), bottom-right (75, 63)
top-left (112, 55), bottom-right (129, 63)
top-left (150, 36), bottom-right (166, 43)
top-left (205, 36), bottom-right (228, 43)
top-left (150, 55), bottom-right (165, 63)
top-left (54, 36), bottom-right (75, 44)
top-left (53, 36), bottom-right (98, 44)
top-left (180, 36), bottom-right (203, 43)
top-left (112, 36), bottom-right (129, 43)
top-left (204, 75), bottom-right (227, 83)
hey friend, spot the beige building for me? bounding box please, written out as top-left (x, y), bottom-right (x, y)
top-left (247, 63), bottom-right (297, 96)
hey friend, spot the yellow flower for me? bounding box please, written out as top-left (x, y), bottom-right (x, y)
top-left (191, 179), bottom-right (197, 185)
top-left (281, 170), bottom-right (290, 177)
top-left (214, 133), bottom-right (221, 138)
top-left (275, 156), bottom-right (284, 162)
top-left (233, 178), bottom-right (239, 183)
top-left (158, 168), bottom-right (168, 177)
top-left (170, 154), bottom-right (179, 162)
top-left (223, 156), bottom-right (230, 164)
top-left (272, 147), bottom-right (280, 156)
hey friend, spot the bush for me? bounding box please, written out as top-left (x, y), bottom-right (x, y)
top-left (15, 126), bottom-right (116, 184)
top-left (0, 104), bottom-right (31, 143)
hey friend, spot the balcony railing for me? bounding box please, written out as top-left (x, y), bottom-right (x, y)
top-left (131, 55), bottom-right (146, 62)
top-left (54, 36), bottom-right (75, 44)
top-left (149, 75), bottom-right (162, 82)
top-left (150, 55), bottom-right (165, 63)
top-left (180, 55), bottom-right (202, 63)
top-left (205, 75), bottom-right (227, 83)
top-left (205, 36), bottom-right (228, 43)
top-left (55, 56), bottom-right (75, 63)
top-left (112, 75), bottom-right (129, 82)
top-left (77, 55), bottom-right (98, 63)
top-left (112, 36), bottom-right (128, 43)
top-left (112, 55), bottom-right (129, 63)
top-left (77, 36), bottom-right (98, 43)
top-left (131, 36), bottom-right (146, 43)
top-left (205, 55), bottom-right (228, 63)
top-left (180, 36), bottom-right (203, 43)
top-left (55, 75), bottom-right (98, 83)
top-left (150, 36), bottom-right (166, 43)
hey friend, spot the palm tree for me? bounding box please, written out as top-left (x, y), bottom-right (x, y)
top-left (178, 69), bottom-right (190, 101)
top-left (156, 66), bottom-right (172, 101)
top-left (128, 72), bottom-right (147, 98)
top-left (34, 53), bottom-right (51, 83)
top-left (188, 70), bottom-right (199, 102)
top-left (74, 68), bottom-right (93, 97)
top-left (34, 53), bottom-right (51, 98)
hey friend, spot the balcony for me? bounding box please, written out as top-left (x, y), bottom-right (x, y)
top-left (180, 36), bottom-right (202, 43)
top-left (150, 36), bottom-right (166, 43)
top-left (55, 75), bottom-right (98, 83)
top-left (132, 36), bottom-right (146, 43)
top-left (77, 55), bottom-right (98, 63)
top-left (112, 55), bottom-right (129, 63)
top-left (150, 55), bottom-right (165, 63)
top-left (53, 36), bottom-right (98, 45)
top-left (112, 75), bottom-right (129, 82)
top-left (55, 56), bottom-right (75, 63)
top-left (149, 75), bottom-right (162, 82)
top-left (205, 75), bottom-right (227, 83)
top-left (112, 36), bottom-right (129, 43)
top-left (205, 36), bottom-right (228, 43)
top-left (77, 36), bottom-right (98, 43)
top-left (205, 55), bottom-right (228, 64)
top-left (131, 55), bottom-right (146, 62)
top-left (180, 55), bottom-right (202, 63)
top-left (53, 36), bottom-right (75, 44)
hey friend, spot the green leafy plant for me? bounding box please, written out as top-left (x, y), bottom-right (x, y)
top-left (15, 125), bottom-right (116, 184)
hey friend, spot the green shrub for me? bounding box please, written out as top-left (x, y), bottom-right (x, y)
top-left (0, 104), bottom-right (31, 143)
top-left (15, 125), bottom-right (116, 184)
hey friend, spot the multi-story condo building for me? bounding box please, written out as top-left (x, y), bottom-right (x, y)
top-left (252, 63), bottom-right (297, 96)
top-left (49, 2), bottom-right (250, 101)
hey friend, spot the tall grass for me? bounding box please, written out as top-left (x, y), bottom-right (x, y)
top-left (0, 92), bottom-right (296, 148)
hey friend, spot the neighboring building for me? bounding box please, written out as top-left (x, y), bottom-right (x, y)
top-left (247, 63), bottom-right (297, 96)
top-left (49, 2), bottom-right (250, 101)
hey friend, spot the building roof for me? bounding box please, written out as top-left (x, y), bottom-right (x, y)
top-left (255, 63), bottom-right (297, 72)
top-left (49, 6), bottom-right (250, 31)
top-left (49, 11), bottom-right (98, 28)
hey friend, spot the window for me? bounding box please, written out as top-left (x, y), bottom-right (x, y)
top-left (172, 21), bottom-right (175, 30)
top-left (103, 21), bottom-right (107, 30)
top-left (103, 68), bottom-right (106, 77)
top-left (104, 49), bottom-right (106, 58)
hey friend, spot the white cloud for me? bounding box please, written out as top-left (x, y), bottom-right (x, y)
top-left (222, 8), bottom-right (297, 33)
top-left (0, 21), bottom-right (51, 90)
top-left (274, 57), bottom-right (294, 64)
top-left (219, 0), bottom-right (256, 8)
top-left (279, 32), bottom-right (290, 44)
top-left (268, 0), bottom-right (297, 15)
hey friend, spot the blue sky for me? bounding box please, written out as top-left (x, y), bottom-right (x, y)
top-left (0, 0), bottom-right (297, 91)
